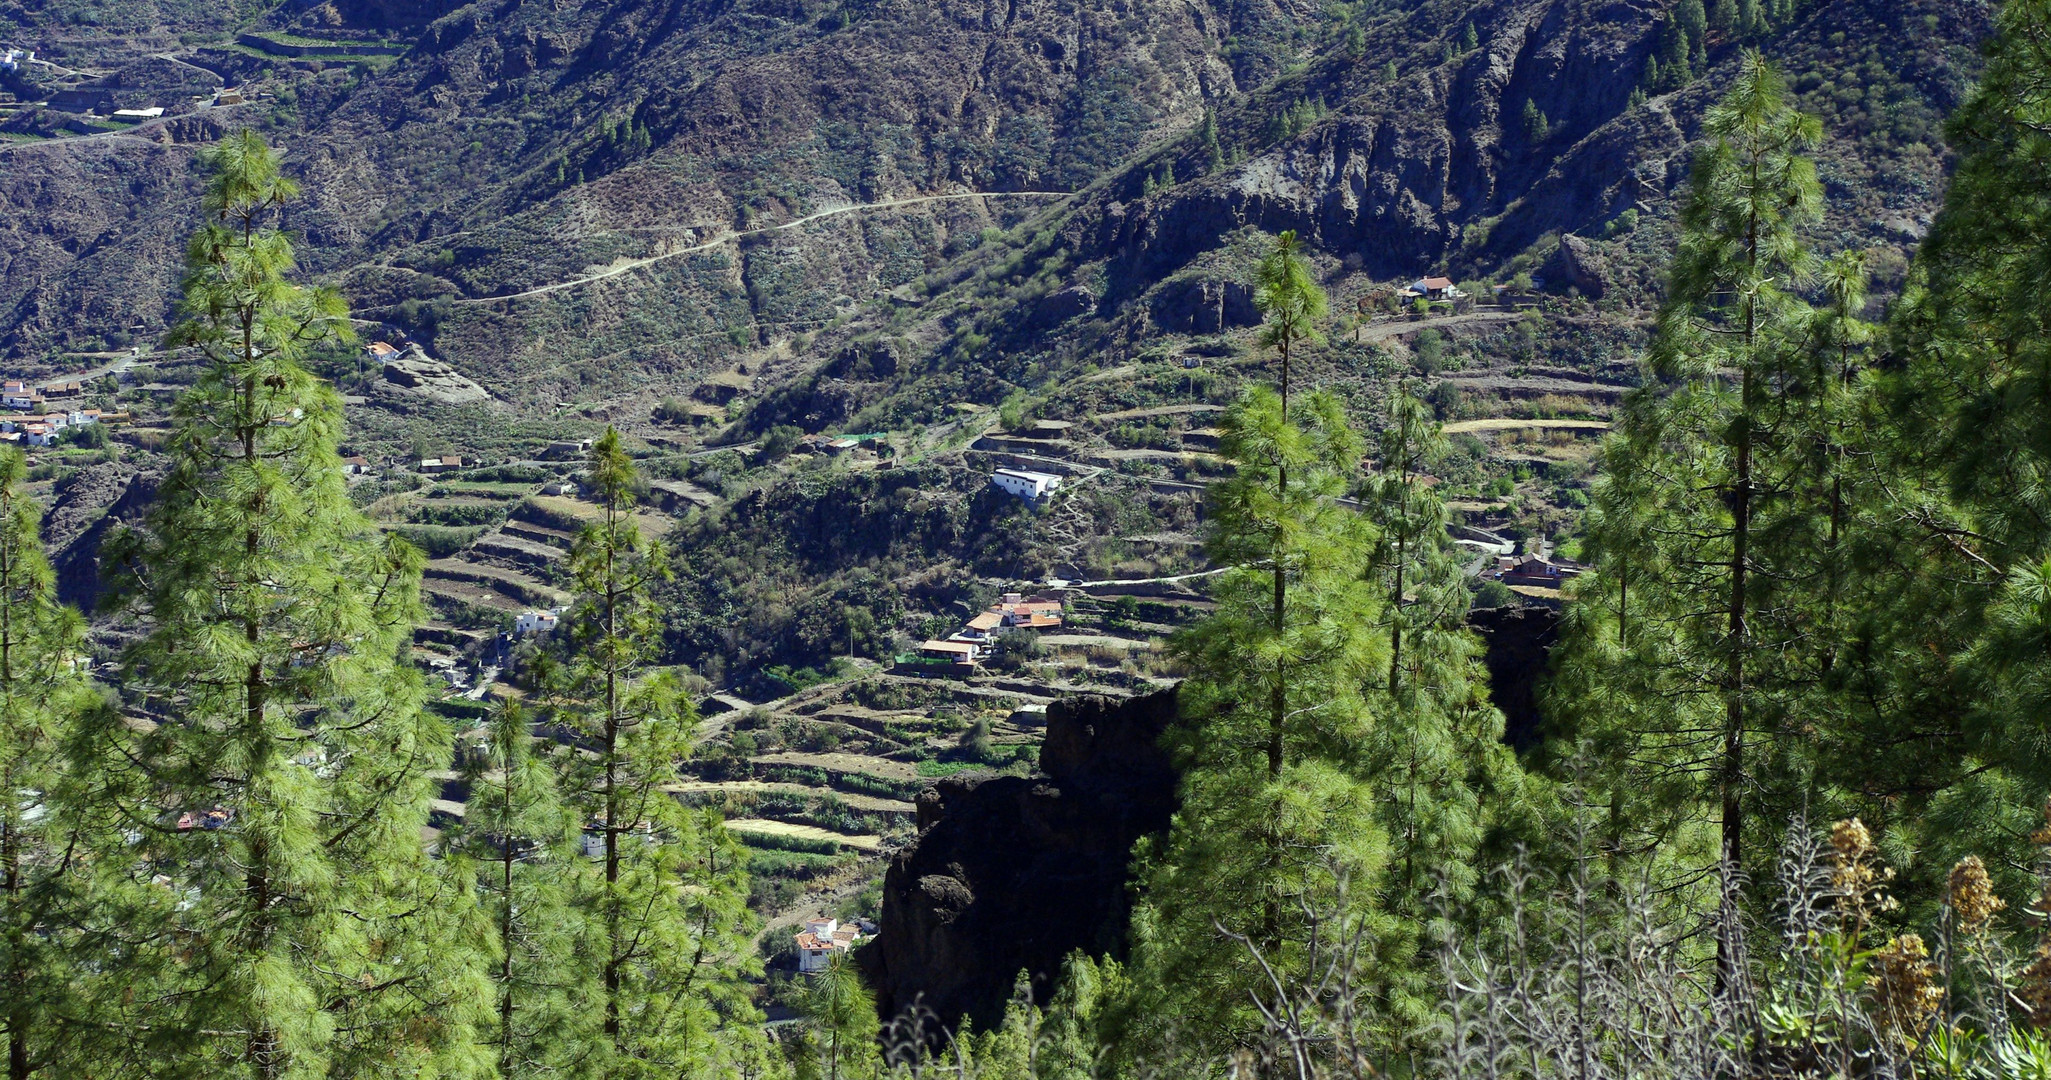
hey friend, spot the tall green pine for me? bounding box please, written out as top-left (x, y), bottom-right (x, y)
top-left (0, 449), bottom-right (100, 1080)
top-left (1859, 0), bottom-right (2051, 899)
top-left (449, 701), bottom-right (588, 1078)
top-left (75, 131), bottom-right (491, 1080)
top-left (1552, 56), bottom-right (1831, 932)
top-left (548, 428), bottom-right (757, 1075)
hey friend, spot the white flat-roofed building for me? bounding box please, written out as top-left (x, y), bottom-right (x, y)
top-left (991, 468), bottom-right (1063, 500)
top-left (515, 610), bottom-right (560, 636)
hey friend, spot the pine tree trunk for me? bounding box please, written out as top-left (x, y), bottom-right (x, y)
top-left (603, 497), bottom-right (623, 1052)
top-left (1268, 331), bottom-right (1290, 782)
top-left (1390, 524), bottom-right (1406, 696)
top-left (5, 807), bottom-right (26, 1080)
top-left (240, 319), bottom-right (282, 1080)
top-left (1, 527), bottom-right (23, 1080)
top-left (1719, 188), bottom-right (1762, 982)
top-left (1722, 396), bottom-right (1750, 878)
top-left (1264, 335), bottom-right (1290, 949)
top-left (499, 775), bottom-right (515, 1068)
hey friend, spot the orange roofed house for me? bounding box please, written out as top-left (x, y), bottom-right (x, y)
top-left (795, 916), bottom-right (864, 973)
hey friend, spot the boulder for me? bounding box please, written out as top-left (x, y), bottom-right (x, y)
top-left (380, 346), bottom-right (490, 404)
top-left (1028, 285), bottom-right (1097, 330)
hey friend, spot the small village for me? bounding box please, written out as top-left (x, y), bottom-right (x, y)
top-left (0, 239), bottom-right (1609, 988)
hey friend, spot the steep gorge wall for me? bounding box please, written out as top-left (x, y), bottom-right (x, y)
top-left (856, 688), bottom-right (1181, 1033)
top-left (859, 605), bottom-right (1566, 1033)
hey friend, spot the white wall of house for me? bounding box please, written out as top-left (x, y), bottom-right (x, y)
top-left (991, 470), bottom-right (1062, 500)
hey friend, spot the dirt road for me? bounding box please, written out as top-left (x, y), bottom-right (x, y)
top-left (461, 190), bottom-right (1071, 303)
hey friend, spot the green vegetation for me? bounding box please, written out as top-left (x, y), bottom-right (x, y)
top-left (70, 132), bottom-right (486, 1077)
top-left (541, 428), bottom-right (757, 1069)
top-left (2, 0), bottom-right (2048, 1071)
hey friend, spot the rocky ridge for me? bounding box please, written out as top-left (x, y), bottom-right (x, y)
top-left (857, 687), bottom-right (1181, 1034)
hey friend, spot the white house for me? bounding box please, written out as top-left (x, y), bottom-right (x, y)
top-left (1405, 276), bottom-right (1463, 301)
top-left (991, 468), bottom-right (1063, 501)
top-left (795, 917), bottom-right (862, 973)
top-left (514, 609), bottom-right (561, 636)
top-left (2, 384), bottom-right (40, 411)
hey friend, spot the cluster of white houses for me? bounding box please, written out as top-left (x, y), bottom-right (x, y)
top-left (3, 379), bottom-right (87, 411)
top-left (794, 916), bottom-right (866, 973)
top-left (0, 407), bottom-right (110, 446)
top-left (914, 591), bottom-right (1065, 669)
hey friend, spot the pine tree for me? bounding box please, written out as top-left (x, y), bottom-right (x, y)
top-left (0, 449), bottom-right (100, 1080)
top-left (1656, 20), bottom-right (1691, 89)
top-left (1116, 386), bottom-right (1396, 1062)
top-left (1522, 97), bottom-right (1551, 143)
top-left (74, 131), bottom-right (492, 1080)
top-left (1675, 0), bottom-right (1708, 64)
top-left (798, 955), bottom-right (878, 1080)
top-left (1710, 0), bottom-right (1739, 36)
top-left (1352, 390), bottom-right (1554, 1038)
top-left (1863, 0), bottom-right (2051, 897)
top-left (1252, 231), bottom-right (1326, 409)
top-left (1365, 387), bottom-right (1450, 700)
top-left (1551, 54), bottom-right (1828, 943)
top-left (547, 428), bottom-right (757, 1074)
top-left (449, 700), bottom-right (588, 1078)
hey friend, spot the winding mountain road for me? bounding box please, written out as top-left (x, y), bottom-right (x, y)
top-left (458, 190), bottom-right (1072, 304)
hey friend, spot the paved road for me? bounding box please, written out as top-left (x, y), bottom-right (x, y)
top-left (460, 190), bottom-right (1073, 304)
top-left (18, 353), bottom-right (141, 390)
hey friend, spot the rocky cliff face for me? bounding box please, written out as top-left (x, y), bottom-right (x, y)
top-left (856, 687), bottom-right (1181, 1033)
top-left (1467, 603), bottom-right (1561, 752)
top-left (860, 605), bottom-right (1568, 1033)
top-left (0, 0), bottom-right (1992, 440)
top-left (1061, 0), bottom-right (1982, 307)
top-left (48, 464), bottom-right (157, 610)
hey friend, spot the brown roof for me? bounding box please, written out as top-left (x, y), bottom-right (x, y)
top-left (1421, 276), bottom-right (1454, 290)
top-left (919, 640), bottom-right (977, 658)
top-left (998, 599), bottom-right (1063, 615)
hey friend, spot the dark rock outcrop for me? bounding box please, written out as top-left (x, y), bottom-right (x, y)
top-left (1544, 234), bottom-right (1610, 299)
top-left (50, 467), bottom-right (159, 611)
top-left (1149, 277), bottom-right (1259, 333)
top-left (857, 688), bottom-right (1180, 1034)
top-left (1029, 285), bottom-right (1098, 330)
top-left (1467, 604), bottom-right (1562, 752)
